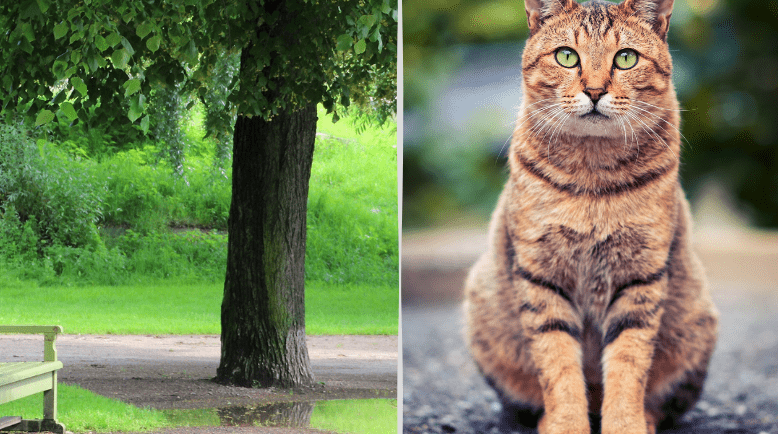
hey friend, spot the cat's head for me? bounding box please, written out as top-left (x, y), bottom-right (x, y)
top-left (520, 0), bottom-right (678, 140)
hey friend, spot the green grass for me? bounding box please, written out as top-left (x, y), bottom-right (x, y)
top-left (0, 384), bottom-right (169, 432)
top-left (310, 399), bottom-right (398, 434)
top-left (163, 399), bottom-right (397, 434)
top-left (0, 282), bottom-right (397, 335)
top-left (0, 385), bottom-right (396, 434)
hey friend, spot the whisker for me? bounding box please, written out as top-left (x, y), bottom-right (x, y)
top-left (630, 105), bottom-right (692, 148)
top-left (624, 110), bottom-right (677, 160)
top-left (616, 114), bottom-right (629, 153)
top-left (497, 101), bottom-right (563, 161)
top-left (633, 100), bottom-right (691, 112)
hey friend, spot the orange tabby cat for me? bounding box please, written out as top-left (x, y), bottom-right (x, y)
top-left (464, 0), bottom-right (718, 433)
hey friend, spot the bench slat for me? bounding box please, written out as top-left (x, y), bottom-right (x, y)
top-left (0, 371), bottom-right (58, 404)
top-left (0, 362), bottom-right (63, 387)
top-left (0, 325), bottom-right (63, 334)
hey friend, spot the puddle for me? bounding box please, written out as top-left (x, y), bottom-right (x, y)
top-left (164, 398), bottom-right (397, 432)
top-left (219, 401), bottom-right (315, 427)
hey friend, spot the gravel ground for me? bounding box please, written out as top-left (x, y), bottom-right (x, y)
top-left (402, 283), bottom-right (778, 434)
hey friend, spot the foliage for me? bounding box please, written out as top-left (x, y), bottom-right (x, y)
top-left (403, 0), bottom-right (778, 228)
top-left (307, 107), bottom-right (398, 285)
top-left (203, 50), bottom-right (239, 169)
top-left (0, 107), bottom-right (396, 288)
top-left (0, 0), bottom-right (397, 135)
top-left (148, 83), bottom-right (187, 175)
top-left (0, 122), bottom-right (105, 249)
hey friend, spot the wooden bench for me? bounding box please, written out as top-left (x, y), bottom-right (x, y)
top-left (0, 325), bottom-right (66, 434)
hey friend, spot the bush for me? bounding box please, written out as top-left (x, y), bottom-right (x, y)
top-left (113, 229), bottom-right (227, 283)
top-left (0, 122), bottom-right (105, 249)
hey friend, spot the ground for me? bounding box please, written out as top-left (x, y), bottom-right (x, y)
top-left (1, 335), bottom-right (397, 434)
top-left (402, 227), bottom-right (778, 434)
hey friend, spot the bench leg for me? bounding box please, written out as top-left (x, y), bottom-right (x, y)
top-left (41, 372), bottom-right (65, 434)
top-left (40, 418), bottom-right (66, 434)
top-left (0, 419), bottom-right (65, 434)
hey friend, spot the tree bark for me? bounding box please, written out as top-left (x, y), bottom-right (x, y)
top-left (216, 102), bottom-right (317, 388)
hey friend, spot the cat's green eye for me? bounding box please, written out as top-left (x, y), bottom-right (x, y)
top-left (555, 47), bottom-right (579, 68)
top-left (614, 48), bottom-right (638, 70)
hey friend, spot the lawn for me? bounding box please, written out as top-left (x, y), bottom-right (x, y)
top-left (0, 282), bottom-right (397, 335)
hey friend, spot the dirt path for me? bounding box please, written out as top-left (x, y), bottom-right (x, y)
top-left (1, 335), bottom-right (397, 410)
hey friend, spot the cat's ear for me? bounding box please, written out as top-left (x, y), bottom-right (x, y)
top-left (620, 0), bottom-right (674, 40)
top-left (525, 0), bottom-right (580, 35)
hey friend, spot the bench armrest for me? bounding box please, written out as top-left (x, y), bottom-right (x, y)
top-left (0, 325), bottom-right (63, 362)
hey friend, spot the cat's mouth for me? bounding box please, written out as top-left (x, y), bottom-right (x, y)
top-left (581, 109), bottom-right (609, 119)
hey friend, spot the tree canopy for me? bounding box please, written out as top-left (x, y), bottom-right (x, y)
top-left (1, 0), bottom-right (397, 132)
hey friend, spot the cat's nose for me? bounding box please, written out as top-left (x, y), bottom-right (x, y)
top-left (584, 87), bottom-right (607, 102)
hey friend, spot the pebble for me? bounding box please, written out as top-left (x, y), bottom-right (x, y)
top-left (415, 404), bottom-right (433, 418)
top-left (735, 404), bottom-right (747, 416)
top-left (456, 400), bottom-right (473, 411)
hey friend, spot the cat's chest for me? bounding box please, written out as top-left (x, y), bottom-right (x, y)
top-left (511, 215), bottom-right (665, 316)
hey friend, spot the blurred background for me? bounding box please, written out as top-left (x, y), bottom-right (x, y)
top-left (402, 0), bottom-right (778, 306)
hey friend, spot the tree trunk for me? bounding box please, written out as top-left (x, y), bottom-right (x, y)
top-left (216, 102), bottom-right (317, 388)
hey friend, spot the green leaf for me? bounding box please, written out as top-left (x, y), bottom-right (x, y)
top-left (146, 35), bottom-right (161, 52)
top-left (69, 31), bottom-right (84, 44)
top-left (139, 114), bottom-right (149, 133)
top-left (359, 14), bottom-right (377, 29)
top-left (51, 90), bottom-right (67, 105)
top-left (35, 109), bottom-right (55, 126)
top-left (60, 102), bottom-right (78, 121)
top-left (37, 0), bottom-right (51, 13)
top-left (53, 22), bottom-right (68, 40)
top-left (184, 40), bottom-right (198, 65)
top-left (94, 34), bottom-right (108, 52)
top-left (106, 32), bottom-right (121, 47)
top-left (124, 78), bottom-right (141, 97)
top-left (111, 48), bottom-right (129, 69)
top-left (136, 22), bottom-right (153, 39)
top-left (71, 77), bottom-right (87, 97)
top-left (120, 37), bottom-right (135, 56)
top-left (354, 39), bottom-right (366, 55)
top-left (52, 59), bottom-right (69, 78)
top-left (22, 23), bottom-right (35, 42)
top-left (336, 34), bottom-right (352, 51)
top-left (86, 54), bottom-right (99, 72)
top-left (19, 38), bottom-right (33, 54)
top-left (128, 93), bottom-right (145, 122)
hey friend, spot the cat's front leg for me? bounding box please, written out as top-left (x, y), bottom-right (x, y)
top-left (519, 283), bottom-right (590, 434)
top-left (600, 281), bottom-right (665, 434)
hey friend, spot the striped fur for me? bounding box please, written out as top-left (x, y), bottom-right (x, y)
top-left (464, 1), bottom-right (718, 433)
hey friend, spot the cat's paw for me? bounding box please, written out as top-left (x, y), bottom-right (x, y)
top-left (537, 413), bottom-right (590, 434)
top-left (601, 416), bottom-right (650, 434)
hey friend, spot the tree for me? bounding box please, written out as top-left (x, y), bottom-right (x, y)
top-left (0, 0), bottom-right (397, 387)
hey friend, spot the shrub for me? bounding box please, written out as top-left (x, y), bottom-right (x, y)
top-left (0, 122), bottom-right (105, 249)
